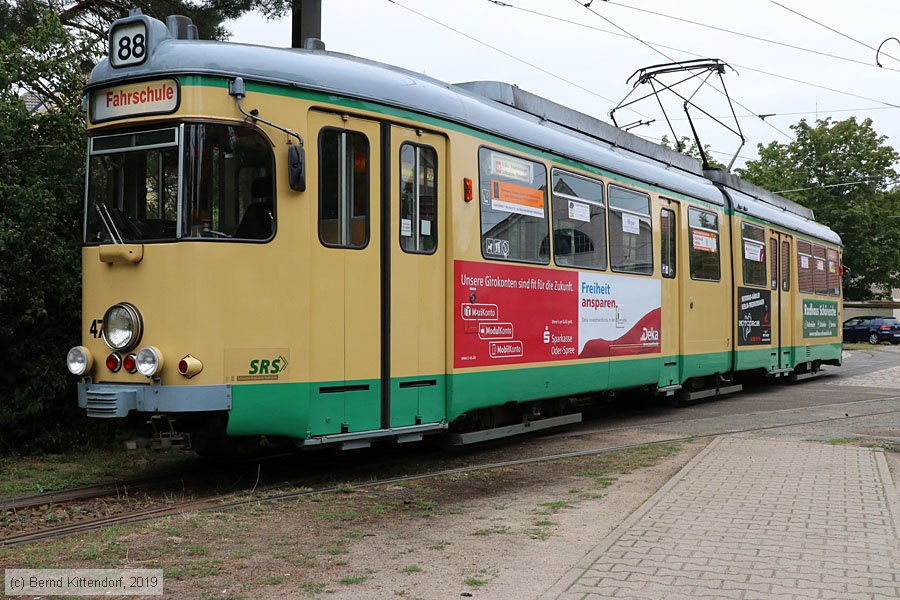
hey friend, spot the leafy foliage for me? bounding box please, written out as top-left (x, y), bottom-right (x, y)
top-left (660, 134), bottom-right (727, 171)
top-left (0, 12), bottom-right (93, 451)
top-left (737, 118), bottom-right (900, 300)
top-left (1, 1), bottom-right (281, 453)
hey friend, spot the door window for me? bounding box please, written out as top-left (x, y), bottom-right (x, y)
top-left (319, 128), bottom-right (369, 249)
top-left (399, 143), bottom-right (437, 254)
top-left (660, 208), bottom-right (676, 278)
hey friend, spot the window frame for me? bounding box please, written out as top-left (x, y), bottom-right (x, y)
top-left (739, 221), bottom-right (767, 288)
top-left (781, 240), bottom-right (791, 292)
top-left (607, 183), bottom-right (653, 276)
top-left (477, 146), bottom-right (549, 265)
top-left (398, 141), bottom-right (438, 255)
top-left (797, 239), bottom-right (815, 293)
top-left (84, 121), bottom-right (277, 245)
top-left (660, 207), bottom-right (676, 279)
top-left (687, 206), bottom-right (721, 282)
top-left (317, 126), bottom-right (371, 250)
top-left (549, 168), bottom-right (608, 271)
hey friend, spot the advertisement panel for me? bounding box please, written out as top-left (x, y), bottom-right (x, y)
top-left (736, 287), bottom-right (772, 346)
top-left (802, 299), bottom-right (839, 338)
top-left (453, 260), bottom-right (661, 368)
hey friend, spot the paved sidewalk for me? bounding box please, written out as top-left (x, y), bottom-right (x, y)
top-left (541, 436), bottom-right (900, 600)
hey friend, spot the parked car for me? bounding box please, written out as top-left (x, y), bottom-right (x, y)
top-left (842, 316), bottom-right (900, 344)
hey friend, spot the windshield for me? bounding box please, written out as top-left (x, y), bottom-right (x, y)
top-left (86, 123), bottom-right (275, 243)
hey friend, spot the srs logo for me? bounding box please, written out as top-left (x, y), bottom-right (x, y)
top-left (248, 355), bottom-right (289, 375)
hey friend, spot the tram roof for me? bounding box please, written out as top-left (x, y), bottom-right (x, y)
top-left (87, 14), bottom-right (838, 243)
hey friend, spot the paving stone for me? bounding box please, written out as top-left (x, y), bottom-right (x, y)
top-left (540, 436), bottom-right (900, 600)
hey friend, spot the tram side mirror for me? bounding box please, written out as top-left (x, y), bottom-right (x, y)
top-left (288, 144), bottom-right (306, 192)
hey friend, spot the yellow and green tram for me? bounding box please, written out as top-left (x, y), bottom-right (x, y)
top-left (67, 12), bottom-right (843, 450)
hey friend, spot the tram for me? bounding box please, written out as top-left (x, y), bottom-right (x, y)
top-left (66, 11), bottom-right (843, 451)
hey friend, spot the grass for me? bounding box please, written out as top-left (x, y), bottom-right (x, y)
top-left (402, 565), bottom-right (423, 574)
top-left (525, 527), bottom-right (552, 540)
top-left (0, 448), bottom-right (191, 497)
top-left (471, 525), bottom-right (510, 536)
top-left (299, 581), bottom-right (327, 596)
top-left (338, 574), bottom-right (369, 585)
top-left (576, 444), bottom-right (682, 490)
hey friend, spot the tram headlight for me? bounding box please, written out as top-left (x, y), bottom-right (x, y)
top-left (136, 346), bottom-right (164, 377)
top-left (66, 346), bottom-right (93, 376)
top-left (102, 302), bottom-right (143, 351)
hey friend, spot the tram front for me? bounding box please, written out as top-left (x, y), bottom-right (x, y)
top-left (66, 11), bottom-right (306, 451)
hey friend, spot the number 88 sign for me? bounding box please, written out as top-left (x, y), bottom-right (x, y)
top-left (110, 21), bottom-right (148, 68)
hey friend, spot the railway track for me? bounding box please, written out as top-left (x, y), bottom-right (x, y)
top-left (4, 395), bottom-right (899, 548)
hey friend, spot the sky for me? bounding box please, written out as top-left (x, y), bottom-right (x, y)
top-left (223, 0), bottom-right (900, 172)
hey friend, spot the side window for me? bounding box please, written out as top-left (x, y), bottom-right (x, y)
top-left (826, 248), bottom-right (840, 296)
top-left (813, 244), bottom-right (829, 295)
top-left (660, 208), bottom-right (676, 278)
top-left (399, 143), bottom-right (437, 254)
top-left (769, 238), bottom-right (778, 290)
top-left (319, 128), bottom-right (369, 249)
top-left (608, 185), bottom-right (652, 275)
top-left (478, 148), bottom-right (548, 263)
top-left (781, 240), bottom-right (791, 291)
top-left (550, 169), bottom-right (607, 270)
top-left (797, 240), bottom-right (814, 293)
top-left (688, 207), bottom-right (720, 281)
top-left (740, 222), bottom-right (766, 287)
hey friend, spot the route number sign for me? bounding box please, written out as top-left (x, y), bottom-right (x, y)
top-left (110, 22), bottom-right (148, 68)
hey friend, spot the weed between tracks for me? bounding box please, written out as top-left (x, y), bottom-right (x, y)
top-left (0, 442), bottom-right (689, 598)
top-left (0, 449), bottom-right (193, 498)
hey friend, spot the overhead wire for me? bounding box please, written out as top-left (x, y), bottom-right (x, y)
top-left (384, 0), bottom-right (653, 120)
top-left (601, 0), bottom-right (900, 75)
top-left (571, 0), bottom-right (794, 142)
top-left (486, 1), bottom-right (900, 111)
top-left (769, 0), bottom-right (900, 65)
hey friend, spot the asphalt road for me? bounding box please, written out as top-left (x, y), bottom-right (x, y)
top-left (571, 345), bottom-right (900, 435)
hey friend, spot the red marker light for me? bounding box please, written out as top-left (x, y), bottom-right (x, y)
top-left (464, 177), bottom-right (473, 202)
top-left (178, 359), bottom-right (188, 374)
top-left (106, 353), bottom-right (122, 373)
top-left (123, 354), bottom-right (137, 373)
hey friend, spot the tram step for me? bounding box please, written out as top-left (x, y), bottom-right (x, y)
top-left (684, 383), bottom-right (743, 402)
top-left (789, 370), bottom-right (822, 382)
top-left (444, 413), bottom-right (582, 446)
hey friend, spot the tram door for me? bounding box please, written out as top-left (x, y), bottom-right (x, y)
top-left (308, 111), bottom-right (383, 434)
top-left (772, 232), bottom-right (794, 369)
top-left (388, 126), bottom-right (446, 428)
top-left (659, 198), bottom-right (682, 387)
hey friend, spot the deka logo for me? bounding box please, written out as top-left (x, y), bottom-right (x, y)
top-left (640, 327), bottom-right (660, 343)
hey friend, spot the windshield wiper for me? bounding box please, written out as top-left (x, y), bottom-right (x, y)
top-left (94, 202), bottom-right (123, 245)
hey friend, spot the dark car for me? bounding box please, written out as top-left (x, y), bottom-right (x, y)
top-left (842, 316), bottom-right (900, 344)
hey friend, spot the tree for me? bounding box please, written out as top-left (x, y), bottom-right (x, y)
top-left (660, 135), bottom-right (727, 171)
top-left (0, 11), bottom-right (91, 451)
top-left (1, 1), bottom-right (287, 453)
top-left (736, 117), bottom-right (900, 301)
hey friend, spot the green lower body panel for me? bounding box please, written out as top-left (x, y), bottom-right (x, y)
top-left (226, 343), bottom-right (841, 438)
